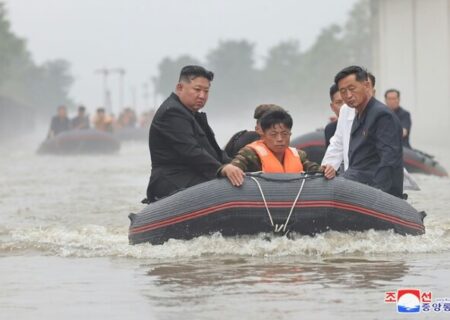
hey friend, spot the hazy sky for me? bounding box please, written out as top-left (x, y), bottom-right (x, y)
top-left (4, 0), bottom-right (358, 113)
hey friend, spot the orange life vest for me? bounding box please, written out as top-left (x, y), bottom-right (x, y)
top-left (247, 140), bottom-right (303, 173)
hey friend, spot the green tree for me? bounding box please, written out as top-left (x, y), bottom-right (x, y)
top-left (0, 3), bottom-right (31, 87)
top-left (205, 40), bottom-right (257, 110)
top-left (0, 2), bottom-right (74, 118)
top-left (260, 40), bottom-right (303, 104)
top-left (151, 0), bottom-right (372, 116)
top-left (343, 0), bottom-right (372, 67)
top-left (298, 24), bottom-right (348, 107)
top-left (294, 0), bottom-right (372, 109)
top-left (29, 60), bottom-right (74, 114)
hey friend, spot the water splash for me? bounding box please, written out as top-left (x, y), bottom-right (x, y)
top-left (2, 223), bottom-right (449, 259)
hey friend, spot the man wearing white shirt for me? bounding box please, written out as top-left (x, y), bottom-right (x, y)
top-left (321, 72), bottom-right (418, 193)
top-left (324, 66), bottom-right (403, 198)
top-left (321, 103), bottom-right (354, 172)
top-left (324, 84), bottom-right (344, 148)
top-left (321, 73), bottom-right (376, 173)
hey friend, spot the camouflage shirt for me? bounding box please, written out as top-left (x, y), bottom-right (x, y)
top-left (219, 146), bottom-right (322, 174)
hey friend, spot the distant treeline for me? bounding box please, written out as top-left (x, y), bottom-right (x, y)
top-left (0, 2), bottom-right (73, 122)
top-left (153, 0), bottom-right (372, 116)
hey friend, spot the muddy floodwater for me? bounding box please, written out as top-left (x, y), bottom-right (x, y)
top-left (1, 133), bottom-right (449, 320)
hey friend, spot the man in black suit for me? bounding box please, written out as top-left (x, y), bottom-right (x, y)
top-left (385, 89), bottom-right (412, 148)
top-left (47, 105), bottom-right (70, 139)
top-left (324, 84), bottom-right (344, 147)
top-left (145, 65), bottom-right (229, 203)
top-left (335, 66), bottom-right (404, 198)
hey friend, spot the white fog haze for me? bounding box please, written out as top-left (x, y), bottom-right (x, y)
top-left (1, 1), bottom-right (450, 319)
top-left (4, 0), bottom-right (357, 111)
top-left (4, 0), bottom-right (449, 149)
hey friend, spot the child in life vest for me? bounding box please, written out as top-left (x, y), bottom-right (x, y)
top-left (219, 110), bottom-right (336, 186)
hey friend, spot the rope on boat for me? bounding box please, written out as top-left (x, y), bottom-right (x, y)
top-left (283, 178), bottom-right (306, 233)
top-left (249, 176), bottom-right (306, 234)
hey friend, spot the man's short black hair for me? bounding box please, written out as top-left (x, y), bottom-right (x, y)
top-left (334, 65), bottom-right (368, 86)
top-left (97, 107), bottom-right (105, 113)
top-left (260, 110), bottom-right (293, 131)
top-left (253, 104), bottom-right (285, 121)
top-left (368, 72), bottom-right (376, 88)
top-left (179, 65), bottom-right (214, 82)
top-left (384, 88), bottom-right (400, 98)
top-left (78, 105), bottom-right (86, 112)
top-left (329, 84), bottom-right (339, 101)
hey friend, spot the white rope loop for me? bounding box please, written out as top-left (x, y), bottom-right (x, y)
top-left (249, 176), bottom-right (274, 227)
top-left (283, 178), bottom-right (306, 232)
top-left (249, 175), bottom-right (306, 234)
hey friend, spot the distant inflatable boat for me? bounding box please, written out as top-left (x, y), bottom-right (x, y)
top-left (128, 173), bottom-right (426, 245)
top-left (114, 127), bottom-right (148, 141)
top-left (38, 129), bottom-right (121, 154)
top-left (291, 130), bottom-right (448, 177)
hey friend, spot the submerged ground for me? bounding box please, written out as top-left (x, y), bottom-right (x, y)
top-left (1, 132), bottom-right (449, 320)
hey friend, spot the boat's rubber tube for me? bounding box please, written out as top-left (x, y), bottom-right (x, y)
top-left (291, 131), bottom-right (448, 177)
top-left (38, 129), bottom-right (120, 154)
top-left (129, 174), bottom-right (426, 245)
top-left (114, 127), bottom-right (148, 141)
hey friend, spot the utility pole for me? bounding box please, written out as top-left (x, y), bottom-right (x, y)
top-left (94, 68), bottom-right (111, 113)
top-left (130, 86), bottom-right (137, 110)
top-left (142, 81), bottom-right (150, 111)
top-left (151, 76), bottom-right (157, 109)
top-left (111, 68), bottom-right (126, 113)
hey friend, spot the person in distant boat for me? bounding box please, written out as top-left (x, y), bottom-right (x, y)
top-left (117, 107), bottom-right (137, 129)
top-left (224, 104), bottom-right (285, 158)
top-left (384, 89), bottom-right (412, 148)
top-left (333, 66), bottom-right (403, 198)
top-left (47, 105), bottom-right (70, 139)
top-left (145, 65), bottom-right (230, 203)
top-left (70, 105), bottom-right (90, 130)
top-left (93, 108), bottom-right (114, 132)
top-left (139, 110), bottom-right (154, 129)
top-left (220, 110), bottom-right (336, 186)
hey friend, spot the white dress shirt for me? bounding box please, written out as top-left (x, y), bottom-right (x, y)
top-left (321, 104), bottom-right (419, 191)
top-left (321, 104), bottom-right (354, 171)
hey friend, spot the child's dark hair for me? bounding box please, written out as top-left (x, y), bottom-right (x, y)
top-left (260, 110), bottom-right (293, 131)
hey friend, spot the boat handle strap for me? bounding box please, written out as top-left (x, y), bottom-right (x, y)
top-left (249, 176), bottom-right (306, 234)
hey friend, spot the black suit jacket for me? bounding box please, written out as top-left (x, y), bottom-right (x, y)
top-left (394, 106), bottom-right (412, 148)
top-left (146, 93), bottom-right (229, 202)
top-left (224, 130), bottom-right (260, 158)
top-left (344, 97), bottom-right (404, 197)
top-left (324, 121), bottom-right (337, 148)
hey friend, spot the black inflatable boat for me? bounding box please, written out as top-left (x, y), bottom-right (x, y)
top-left (114, 127), bottom-right (148, 141)
top-left (129, 174), bottom-right (426, 245)
top-left (38, 129), bottom-right (121, 154)
top-left (291, 130), bottom-right (448, 177)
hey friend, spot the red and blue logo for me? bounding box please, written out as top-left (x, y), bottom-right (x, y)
top-left (385, 289), bottom-right (434, 313)
top-left (396, 289), bottom-right (421, 313)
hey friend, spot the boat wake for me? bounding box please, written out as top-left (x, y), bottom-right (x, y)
top-left (1, 223), bottom-right (449, 259)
